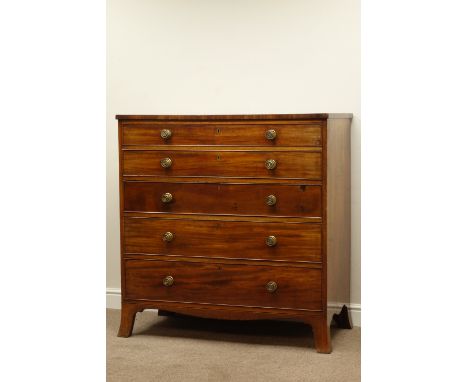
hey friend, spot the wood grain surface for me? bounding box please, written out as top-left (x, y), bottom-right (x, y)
top-left (117, 113), bottom-right (338, 121)
top-left (124, 259), bottom-right (322, 310)
top-left (123, 150), bottom-right (322, 179)
top-left (116, 113), bottom-right (353, 121)
top-left (117, 113), bottom-right (353, 353)
top-left (123, 217), bottom-right (322, 262)
top-left (122, 122), bottom-right (323, 146)
top-left (123, 181), bottom-right (322, 217)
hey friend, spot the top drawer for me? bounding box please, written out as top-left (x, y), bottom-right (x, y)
top-left (121, 122), bottom-right (323, 147)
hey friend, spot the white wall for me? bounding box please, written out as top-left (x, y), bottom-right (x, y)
top-left (107, 0), bottom-right (360, 306)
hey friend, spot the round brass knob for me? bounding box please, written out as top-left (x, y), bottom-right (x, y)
top-left (265, 195), bottom-right (277, 206)
top-left (163, 232), bottom-right (174, 242)
top-left (266, 236), bottom-right (277, 247)
top-left (265, 129), bottom-right (277, 140)
top-left (163, 276), bottom-right (174, 287)
top-left (265, 159), bottom-right (277, 170)
top-left (266, 281), bottom-right (277, 293)
top-left (161, 192), bottom-right (173, 203)
top-left (160, 129), bottom-right (172, 139)
top-left (160, 157), bottom-right (172, 168)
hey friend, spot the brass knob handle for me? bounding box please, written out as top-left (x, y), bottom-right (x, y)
top-left (265, 159), bottom-right (277, 170)
top-left (265, 129), bottom-right (277, 140)
top-left (266, 281), bottom-right (277, 293)
top-left (265, 195), bottom-right (277, 206)
top-left (266, 236), bottom-right (277, 247)
top-left (163, 276), bottom-right (174, 287)
top-left (160, 157), bottom-right (172, 168)
top-left (163, 232), bottom-right (174, 242)
top-left (161, 192), bottom-right (173, 203)
top-left (160, 129), bottom-right (172, 139)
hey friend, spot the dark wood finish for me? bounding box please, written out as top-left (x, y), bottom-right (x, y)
top-left (124, 217), bottom-right (322, 263)
top-left (122, 146), bottom-right (323, 152)
top-left (121, 300), bottom-right (324, 321)
top-left (124, 259), bottom-right (322, 310)
top-left (117, 113), bottom-right (352, 353)
top-left (124, 211), bottom-right (321, 223)
top-left (123, 150), bottom-right (322, 179)
top-left (122, 123), bottom-right (322, 147)
top-left (121, 175), bottom-right (323, 186)
top-left (123, 253), bottom-right (322, 269)
top-left (123, 182), bottom-right (322, 217)
top-left (122, 147), bottom-right (324, 157)
top-left (117, 303), bottom-right (142, 338)
top-left (116, 113), bottom-right (353, 121)
top-left (310, 317), bottom-right (332, 353)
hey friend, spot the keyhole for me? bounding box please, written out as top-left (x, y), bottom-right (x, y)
top-left (216, 128), bottom-right (221, 134)
top-left (216, 154), bottom-right (221, 160)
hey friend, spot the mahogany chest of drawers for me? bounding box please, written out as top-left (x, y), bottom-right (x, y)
top-left (116, 113), bottom-right (352, 353)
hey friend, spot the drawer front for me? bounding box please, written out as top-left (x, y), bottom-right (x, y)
top-left (124, 259), bottom-right (322, 310)
top-left (122, 123), bottom-right (322, 146)
top-left (123, 150), bottom-right (321, 180)
top-left (124, 182), bottom-right (322, 217)
top-left (124, 217), bottom-right (322, 262)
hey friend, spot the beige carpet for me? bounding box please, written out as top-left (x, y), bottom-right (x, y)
top-left (107, 309), bottom-right (360, 382)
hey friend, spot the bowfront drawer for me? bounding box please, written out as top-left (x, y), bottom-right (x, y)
top-left (124, 217), bottom-right (322, 262)
top-left (122, 122), bottom-right (322, 146)
top-left (123, 182), bottom-right (322, 217)
top-left (124, 259), bottom-right (322, 310)
top-left (123, 150), bottom-right (321, 180)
